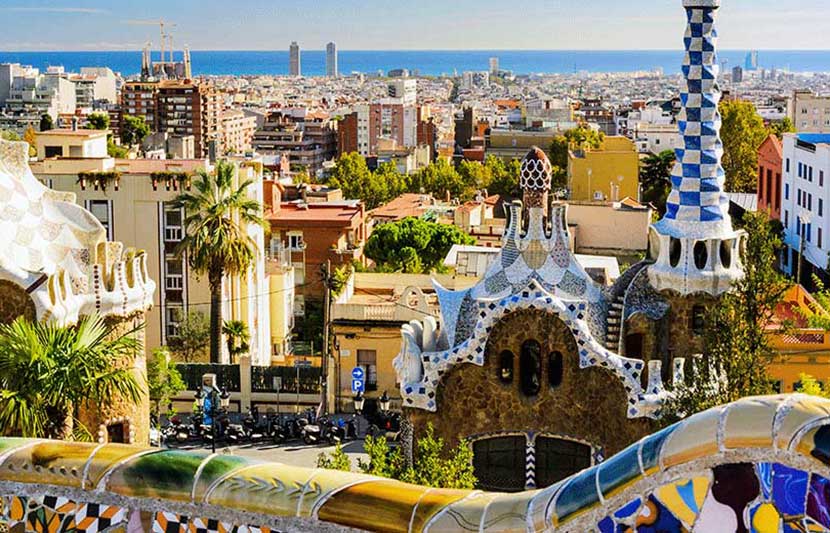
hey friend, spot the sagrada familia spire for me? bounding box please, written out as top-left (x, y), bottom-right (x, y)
top-left (649, 0), bottom-right (745, 296)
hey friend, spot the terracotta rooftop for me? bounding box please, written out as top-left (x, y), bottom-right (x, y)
top-left (370, 193), bottom-right (436, 220)
top-left (39, 129), bottom-right (108, 138)
top-left (268, 201), bottom-right (364, 227)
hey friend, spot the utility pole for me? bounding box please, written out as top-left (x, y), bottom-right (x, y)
top-left (322, 260), bottom-right (332, 415)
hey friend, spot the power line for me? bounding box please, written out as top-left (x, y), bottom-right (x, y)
top-left (171, 279), bottom-right (316, 308)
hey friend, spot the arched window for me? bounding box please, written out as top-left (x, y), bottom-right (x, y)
top-left (498, 350), bottom-right (514, 384)
top-left (548, 351), bottom-right (563, 388)
top-left (520, 340), bottom-right (542, 397)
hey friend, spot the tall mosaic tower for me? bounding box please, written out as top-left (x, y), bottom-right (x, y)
top-left (648, 0), bottom-right (744, 296)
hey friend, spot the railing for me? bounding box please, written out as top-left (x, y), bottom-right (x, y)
top-left (177, 363), bottom-right (241, 392)
top-left (251, 365), bottom-right (322, 393)
top-left (164, 226), bottom-right (183, 242)
top-left (165, 275), bottom-right (183, 291)
top-left (333, 302), bottom-right (437, 322)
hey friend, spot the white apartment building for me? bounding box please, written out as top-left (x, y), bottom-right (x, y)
top-left (780, 133), bottom-right (830, 281)
top-left (5, 71), bottom-right (76, 122)
top-left (388, 79), bottom-right (417, 106)
top-left (0, 63), bottom-right (38, 107)
top-left (72, 67), bottom-right (118, 107)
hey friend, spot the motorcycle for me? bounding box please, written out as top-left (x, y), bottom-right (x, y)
top-left (268, 413), bottom-right (288, 444)
top-left (301, 416), bottom-right (328, 445)
top-left (243, 407), bottom-right (268, 443)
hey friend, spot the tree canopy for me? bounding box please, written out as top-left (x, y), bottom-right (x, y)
top-left (167, 310), bottom-right (210, 363)
top-left (147, 348), bottom-right (185, 421)
top-left (364, 217), bottom-right (475, 273)
top-left (121, 115), bottom-right (151, 146)
top-left (86, 113), bottom-right (110, 130)
top-left (640, 150), bottom-right (676, 215)
top-left (719, 100), bottom-right (768, 192)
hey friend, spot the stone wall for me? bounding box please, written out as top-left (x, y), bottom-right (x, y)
top-left (662, 292), bottom-right (715, 361)
top-left (78, 316), bottom-right (150, 445)
top-left (0, 280), bottom-right (36, 325)
top-left (408, 309), bottom-right (656, 456)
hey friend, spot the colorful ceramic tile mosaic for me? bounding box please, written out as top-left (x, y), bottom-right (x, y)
top-left (0, 395), bottom-right (828, 531)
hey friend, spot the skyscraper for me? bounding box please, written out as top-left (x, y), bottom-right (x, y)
top-left (326, 42), bottom-right (338, 77)
top-left (489, 56), bottom-right (499, 75)
top-left (289, 42), bottom-right (301, 77)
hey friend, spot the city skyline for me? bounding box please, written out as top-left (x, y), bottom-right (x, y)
top-left (0, 0), bottom-right (828, 51)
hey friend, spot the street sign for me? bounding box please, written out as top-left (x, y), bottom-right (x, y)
top-left (351, 367), bottom-right (365, 380)
top-left (294, 359), bottom-right (312, 368)
top-left (352, 379), bottom-right (365, 393)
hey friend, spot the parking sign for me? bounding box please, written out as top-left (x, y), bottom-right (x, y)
top-left (352, 379), bottom-right (365, 393)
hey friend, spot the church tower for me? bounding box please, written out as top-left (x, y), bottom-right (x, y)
top-left (648, 0), bottom-right (744, 296)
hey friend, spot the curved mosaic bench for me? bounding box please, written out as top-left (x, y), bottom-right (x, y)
top-left (2, 394), bottom-right (830, 532)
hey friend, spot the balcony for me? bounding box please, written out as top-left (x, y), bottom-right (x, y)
top-left (164, 226), bottom-right (183, 242)
top-left (333, 300), bottom-right (437, 323)
top-left (165, 275), bottom-right (183, 291)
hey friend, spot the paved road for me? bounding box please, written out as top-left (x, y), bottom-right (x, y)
top-left (168, 439), bottom-right (369, 470)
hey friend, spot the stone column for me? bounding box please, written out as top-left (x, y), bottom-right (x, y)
top-left (239, 355), bottom-right (252, 412)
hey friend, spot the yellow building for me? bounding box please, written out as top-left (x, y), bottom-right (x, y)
top-left (767, 285), bottom-right (830, 392)
top-left (31, 130), bottom-right (286, 366)
top-left (331, 272), bottom-right (478, 412)
top-left (568, 136), bottom-right (640, 202)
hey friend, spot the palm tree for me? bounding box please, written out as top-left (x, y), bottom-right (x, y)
top-left (222, 320), bottom-right (250, 363)
top-left (0, 315), bottom-right (144, 439)
top-left (172, 160), bottom-right (265, 363)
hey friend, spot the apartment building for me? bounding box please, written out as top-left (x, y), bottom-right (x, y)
top-left (264, 180), bottom-right (367, 303)
top-left (789, 90), bottom-right (830, 134)
top-left (31, 130), bottom-right (283, 365)
top-left (156, 80), bottom-right (221, 158)
top-left (758, 134), bottom-right (784, 220)
top-left (220, 109), bottom-right (257, 154)
top-left (252, 109), bottom-right (336, 176)
top-left (568, 136), bottom-right (640, 202)
top-left (120, 81), bottom-right (159, 132)
top-left (70, 67), bottom-right (118, 108)
top-left (5, 70), bottom-right (76, 126)
top-left (780, 133), bottom-right (830, 287)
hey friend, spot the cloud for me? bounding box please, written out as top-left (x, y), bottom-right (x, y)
top-left (1, 7), bottom-right (108, 14)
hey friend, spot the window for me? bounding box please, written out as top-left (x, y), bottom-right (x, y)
top-left (44, 146), bottom-right (63, 158)
top-left (358, 350), bottom-right (377, 390)
top-left (498, 351), bottom-right (514, 384)
top-left (625, 334), bottom-right (645, 359)
top-left (164, 306), bottom-right (182, 339)
top-left (797, 189), bottom-right (801, 207)
top-left (821, 171), bottom-right (825, 187)
top-left (548, 352), bottom-right (563, 388)
top-left (86, 200), bottom-right (113, 241)
top-left (785, 183), bottom-right (790, 200)
top-left (691, 305), bottom-right (706, 335)
top-left (163, 204), bottom-right (184, 242)
top-left (164, 256), bottom-right (184, 294)
top-left (799, 162), bottom-right (803, 178)
top-left (785, 211), bottom-right (789, 228)
top-left (820, 228), bottom-right (823, 249)
top-left (786, 159), bottom-right (791, 173)
top-left (472, 436), bottom-right (527, 492)
top-left (288, 232), bottom-right (304, 251)
top-left (808, 224), bottom-right (813, 243)
top-left (535, 437), bottom-right (592, 488)
top-left (809, 194), bottom-right (813, 211)
top-left (821, 199), bottom-right (824, 217)
top-left (519, 339), bottom-right (542, 397)
top-left (810, 167), bottom-right (815, 182)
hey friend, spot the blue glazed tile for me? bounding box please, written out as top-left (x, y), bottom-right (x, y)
top-left (640, 424), bottom-right (677, 473)
top-left (613, 497), bottom-right (641, 520)
top-left (808, 473), bottom-right (830, 527)
top-left (598, 444), bottom-right (641, 498)
top-left (597, 516), bottom-right (614, 533)
top-left (553, 467), bottom-right (600, 523)
top-left (773, 463), bottom-right (809, 518)
top-left (756, 462), bottom-right (772, 501)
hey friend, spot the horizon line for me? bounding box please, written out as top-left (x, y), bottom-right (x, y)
top-left (3, 48), bottom-right (830, 53)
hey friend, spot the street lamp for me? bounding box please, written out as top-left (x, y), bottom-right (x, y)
top-left (378, 391), bottom-right (391, 413)
top-left (196, 385), bottom-right (230, 454)
top-left (353, 391), bottom-right (365, 414)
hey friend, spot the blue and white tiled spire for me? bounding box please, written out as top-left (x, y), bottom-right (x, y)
top-left (657, 0), bottom-right (731, 237)
top-left (648, 0), bottom-right (744, 296)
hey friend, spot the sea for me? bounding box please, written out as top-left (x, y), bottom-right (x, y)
top-left (0, 50), bottom-right (829, 77)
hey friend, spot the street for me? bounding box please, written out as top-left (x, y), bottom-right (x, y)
top-left (168, 439), bottom-right (369, 470)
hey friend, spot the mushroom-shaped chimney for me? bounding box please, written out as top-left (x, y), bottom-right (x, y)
top-left (520, 146), bottom-right (552, 209)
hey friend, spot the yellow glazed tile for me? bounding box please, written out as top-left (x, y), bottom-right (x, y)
top-left (480, 491), bottom-right (534, 532)
top-left (0, 440), bottom-right (97, 488)
top-left (83, 443), bottom-right (152, 489)
top-left (723, 397), bottom-right (777, 449)
top-left (660, 406), bottom-right (721, 469)
top-left (424, 491), bottom-right (499, 532)
top-left (777, 397), bottom-right (830, 451)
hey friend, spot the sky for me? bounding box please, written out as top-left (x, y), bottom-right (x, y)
top-left (0, 0), bottom-right (827, 52)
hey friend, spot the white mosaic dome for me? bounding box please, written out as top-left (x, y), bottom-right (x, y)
top-left (519, 146), bottom-right (553, 192)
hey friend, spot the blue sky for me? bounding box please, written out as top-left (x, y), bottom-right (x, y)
top-left (0, 0), bottom-right (826, 51)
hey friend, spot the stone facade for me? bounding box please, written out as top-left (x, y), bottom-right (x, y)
top-left (409, 309), bottom-right (656, 456)
top-left (0, 280), bottom-right (36, 324)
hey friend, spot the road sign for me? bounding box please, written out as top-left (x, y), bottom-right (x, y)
top-left (294, 359), bottom-right (312, 368)
top-left (351, 367), bottom-right (365, 380)
top-left (351, 378), bottom-right (365, 393)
